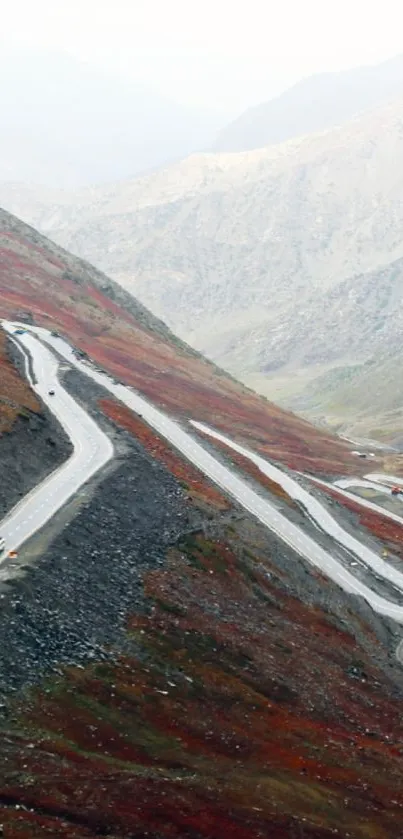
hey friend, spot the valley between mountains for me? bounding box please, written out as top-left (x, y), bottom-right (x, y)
top-left (2, 208), bottom-right (403, 837)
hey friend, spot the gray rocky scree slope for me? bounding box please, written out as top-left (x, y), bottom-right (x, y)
top-left (0, 360), bottom-right (398, 708)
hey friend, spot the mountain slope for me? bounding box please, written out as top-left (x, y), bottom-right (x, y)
top-left (2, 208), bottom-right (403, 837)
top-left (0, 48), bottom-right (220, 187)
top-left (4, 98), bottom-right (403, 440)
top-left (213, 53), bottom-right (403, 152)
top-left (0, 205), bottom-right (367, 477)
top-left (288, 347), bottom-right (403, 445)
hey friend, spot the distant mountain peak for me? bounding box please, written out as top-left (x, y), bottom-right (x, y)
top-left (212, 52), bottom-right (403, 152)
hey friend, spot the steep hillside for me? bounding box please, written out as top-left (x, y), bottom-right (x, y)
top-left (4, 99), bottom-right (403, 439)
top-left (213, 52), bottom-right (403, 152)
top-left (0, 206), bottom-right (367, 477)
top-left (2, 209), bottom-right (403, 836)
top-left (0, 328), bottom-right (39, 434)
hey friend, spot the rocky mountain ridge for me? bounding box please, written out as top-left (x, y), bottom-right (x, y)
top-left (213, 52), bottom-right (403, 152)
top-left (3, 98), bottom-right (403, 439)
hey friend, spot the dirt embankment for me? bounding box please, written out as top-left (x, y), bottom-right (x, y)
top-left (0, 330), bottom-right (72, 518)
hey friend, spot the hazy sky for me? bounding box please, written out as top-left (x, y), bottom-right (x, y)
top-left (2, 0), bottom-right (402, 112)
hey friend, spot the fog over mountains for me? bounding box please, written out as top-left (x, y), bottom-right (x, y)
top-left (213, 52), bottom-right (403, 151)
top-left (0, 48), bottom-right (223, 187)
top-left (2, 52), bottom-right (403, 441)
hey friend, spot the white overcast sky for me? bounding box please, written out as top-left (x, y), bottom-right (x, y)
top-left (2, 0), bottom-right (402, 112)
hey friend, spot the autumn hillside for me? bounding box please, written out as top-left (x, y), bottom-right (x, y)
top-left (0, 207), bottom-right (390, 477)
top-left (0, 329), bottom-right (40, 433)
top-left (3, 210), bottom-right (403, 839)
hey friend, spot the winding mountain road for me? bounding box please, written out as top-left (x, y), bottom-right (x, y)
top-left (0, 330), bottom-right (114, 560)
top-left (190, 422), bottom-right (403, 589)
top-left (312, 477), bottom-right (403, 524)
top-left (335, 478), bottom-right (397, 495)
top-left (3, 321), bottom-right (403, 624)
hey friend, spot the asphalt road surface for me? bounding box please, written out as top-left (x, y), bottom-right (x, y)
top-left (191, 421), bottom-right (403, 591)
top-left (335, 478), bottom-right (396, 495)
top-left (0, 329), bottom-right (114, 559)
top-left (310, 477), bottom-right (403, 525)
top-left (4, 321), bottom-right (403, 623)
top-left (3, 322), bottom-right (403, 623)
top-left (366, 473), bottom-right (403, 486)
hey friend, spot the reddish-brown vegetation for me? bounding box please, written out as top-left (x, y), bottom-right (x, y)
top-left (314, 481), bottom-right (403, 560)
top-left (3, 212), bottom-right (403, 838)
top-left (0, 328), bottom-right (40, 433)
top-left (1, 529), bottom-right (403, 838)
top-left (0, 373), bottom-right (402, 836)
top-left (193, 424), bottom-right (297, 508)
top-left (100, 399), bottom-right (231, 510)
top-left (0, 218), bottom-right (396, 477)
